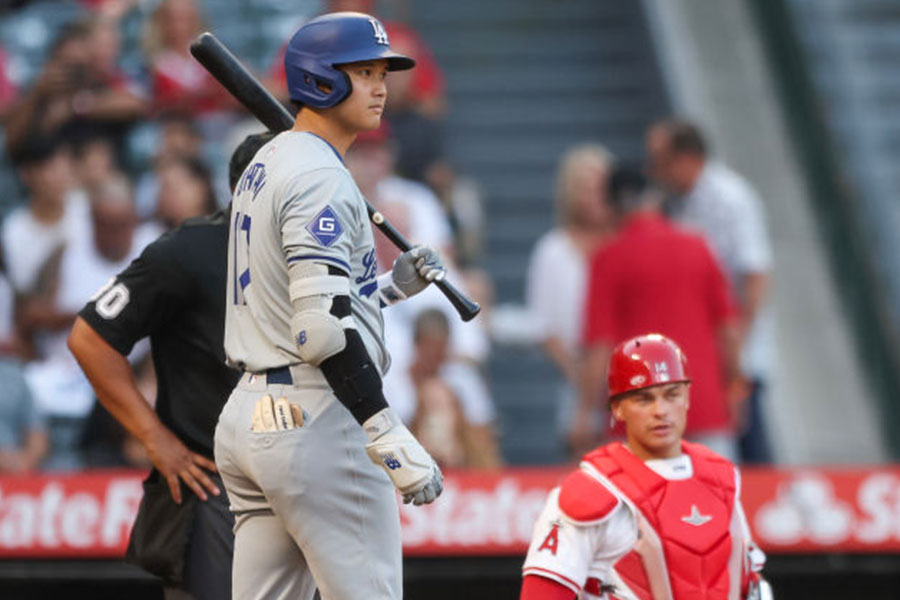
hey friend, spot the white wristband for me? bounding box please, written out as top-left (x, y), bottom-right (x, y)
top-left (362, 407), bottom-right (401, 442)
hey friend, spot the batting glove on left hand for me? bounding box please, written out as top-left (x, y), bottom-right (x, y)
top-left (391, 246), bottom-right (445, 297)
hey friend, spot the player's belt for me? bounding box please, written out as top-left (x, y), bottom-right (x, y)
top-left (266, 366), bottom-right (293, 385)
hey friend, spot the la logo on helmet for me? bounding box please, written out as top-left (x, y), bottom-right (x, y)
top-left (369, 18), bottom-right (389, 45)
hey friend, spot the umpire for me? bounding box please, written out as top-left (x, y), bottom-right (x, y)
top-left (68, 132), bottom-right (275, 600)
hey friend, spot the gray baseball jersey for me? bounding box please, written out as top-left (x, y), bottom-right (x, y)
top-left (217, 130), bottom-right (403, 599)
top-left (225, 130), bottom-right (389, 375)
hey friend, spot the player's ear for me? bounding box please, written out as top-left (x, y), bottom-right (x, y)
top-left (610, 398), bottom-right (623, 422)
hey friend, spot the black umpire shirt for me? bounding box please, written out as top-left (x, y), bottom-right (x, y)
top-left (79, 209), bottom-right (239, 458)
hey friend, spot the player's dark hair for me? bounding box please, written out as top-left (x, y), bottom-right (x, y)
top-left (607, 165), bottom-right (651, 214)
top-left (229, 131), bottom-right (277, 192)
top-left (660, 119), bottom-right (708, 157)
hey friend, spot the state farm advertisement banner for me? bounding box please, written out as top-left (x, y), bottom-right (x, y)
top-left (2, 467), bottom-right (900, 557)
top-left (0, 470), bottom-right (144, 558)
top-left (740, 468), bottom-right (900, 553)
top-left (399, 468), bottom-right (566, 556)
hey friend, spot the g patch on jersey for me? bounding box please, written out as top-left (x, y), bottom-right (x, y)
top-left (306, 205), bottom-right (344, 247)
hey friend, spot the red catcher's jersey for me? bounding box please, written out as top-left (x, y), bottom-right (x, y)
top-left (583, 442), bottom-right (744, 600)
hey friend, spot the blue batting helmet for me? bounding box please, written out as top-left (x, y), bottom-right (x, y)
top-left (284, 12), bottom-right (415, 109)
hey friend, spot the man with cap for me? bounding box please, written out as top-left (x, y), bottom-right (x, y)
top-left (521, 334), bottom-right (771, 600)
top-left (214, 11), bottom-right (445, 600)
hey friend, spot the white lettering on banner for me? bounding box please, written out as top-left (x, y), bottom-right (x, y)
top-left (39, 483), bottom-right (63, 546)
top-left (102, 480), bottom-right (142, 546)
top-left (0, 477), bottom-right (142, 552)
top-left (62, 493), bottom-right (99, 547)
top-left (856, 473), bottom-right (899, 544)
top-left (0, 493), bottom-right (36, 547)
top-left (400, 479), bottom-right (548, 548)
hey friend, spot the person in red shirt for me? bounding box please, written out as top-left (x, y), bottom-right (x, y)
top-left (143, 0), bottom-right (233, 116)
top-left (570, 167), bottom-right (742, 460)
top-left (522, 334), bottom-right (771, 600)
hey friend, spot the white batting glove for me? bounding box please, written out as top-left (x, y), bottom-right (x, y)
top-left (379, 246), bottom-right (445, 305)
top-left (363, 408), bottom-right (444, 505)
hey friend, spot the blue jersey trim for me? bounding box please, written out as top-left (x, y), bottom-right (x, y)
top-left (304, 132), bottom-right (344, 164)
top-left (287, 254), bottom-right (351, 273)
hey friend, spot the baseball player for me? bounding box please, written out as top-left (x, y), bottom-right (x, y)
top-left (67, 132), bottom-right (276, 600)
top-left (213, 12), bottom-right (445, 600)
top-left (521, 334), bottom-right (772, 600)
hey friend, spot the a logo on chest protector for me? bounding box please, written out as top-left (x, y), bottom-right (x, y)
top-left (382, 453), bottom-right (402, 470)
top-left (307, 206), bottom-right (344, 247)
top-left (297, 331), bottom-right (307, 345)
top-left (681, 504), bottom-right (712, 527)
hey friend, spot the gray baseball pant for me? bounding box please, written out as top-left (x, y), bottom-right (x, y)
top-left (214, 367), bottom-right (402, 600)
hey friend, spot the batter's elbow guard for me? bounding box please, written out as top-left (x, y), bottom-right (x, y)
top-left (320, 329), bottom-right (390, 425)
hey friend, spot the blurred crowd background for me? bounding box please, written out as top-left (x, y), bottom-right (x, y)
top-left (0, 0), bottom-right (898, 477)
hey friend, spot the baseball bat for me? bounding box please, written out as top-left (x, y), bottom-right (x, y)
top-left (190, 32), bottom-right (481, 322)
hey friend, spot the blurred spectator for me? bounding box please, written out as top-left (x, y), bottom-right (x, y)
top-left (3, 135), bottom-right (91, 357)
top-left (574, 167), bottom-right (742, 461)
top-left (408, 309), bottom-right (502, 469)
top-left (427, 161), bottom-right (485, 266)
top-left (380, 21), bottom-right (445, 184)
top-left (0, 357), bottom-right (48, 474)
top-left (524, 144), bottom-right (614, 449)
top-left (72, 134), bottom-right (120, 191)
top-left (359, 171), bottom-right (495, 440)
top-left (154, 154), bottom-right (217, 229)
top-left (647, 119), bottom-right (774, 463)
top-left (24, 174), bottom-right (157, 469)
top-left (4, 15), bottom-right (146, 156)
top-left (134, 112), bottom-right (204, 219)
top-left (142, 0), bottom-right (232, 117)
top-left (379, 251), bottom-right (494, 434)
top-left (0, 44), bottom-right (18, 121)
top-left (408, 309), bottom-right (467, 468)
top-left (346, 121), bottom-right (453, 259)
top-left (0, 251), bottom-right (47, 473)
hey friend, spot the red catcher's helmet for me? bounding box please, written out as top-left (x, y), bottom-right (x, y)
top-left (608, 333), bottom-right (691, 399)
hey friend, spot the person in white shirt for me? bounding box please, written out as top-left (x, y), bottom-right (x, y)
top-left (646, 119), bottom-right (774, 464)
top-left (3, 135), bottom-right (91, 297)
top-left (524, 144), bottom-right (615, 450)
top-left (25, 175), bottom-right (157, 469)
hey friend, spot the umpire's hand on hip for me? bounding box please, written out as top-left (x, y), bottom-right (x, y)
top-left (143, 424), bottom-right (221, 504)
top-left (363, 408), bottom-right (444, 506)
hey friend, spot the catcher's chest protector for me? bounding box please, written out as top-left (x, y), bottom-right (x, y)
top-left (585, 443), bottom-right (739, 600)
